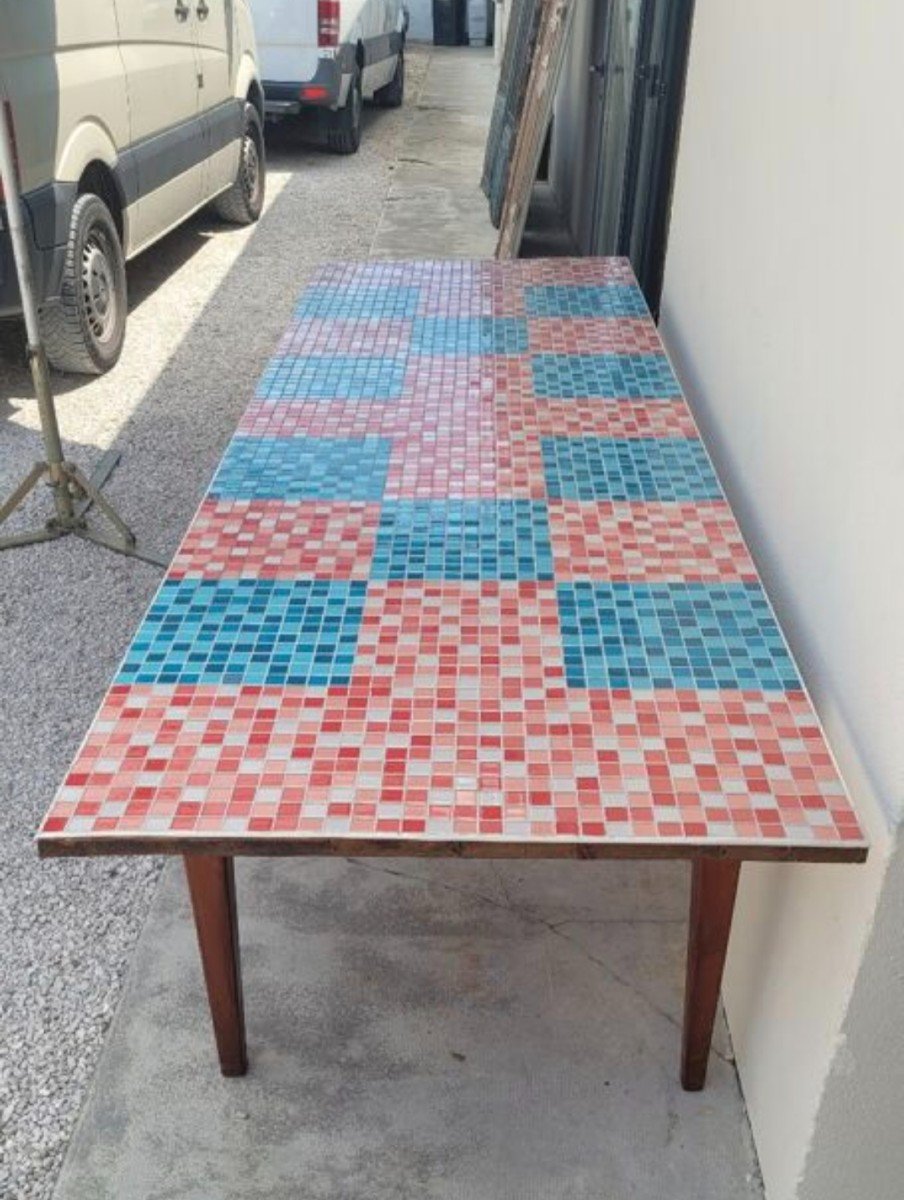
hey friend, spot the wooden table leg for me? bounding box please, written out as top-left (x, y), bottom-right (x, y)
top-left (184, 855), bottom-right (248, 1077)
top-left (681, 858), bottom-right (741, 1091)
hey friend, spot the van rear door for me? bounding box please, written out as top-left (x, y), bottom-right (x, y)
top-left (249, 0), bottom-right (320, 88)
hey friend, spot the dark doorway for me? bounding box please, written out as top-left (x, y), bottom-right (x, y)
top-left (588, 0), bottom-right (695, 315)
top-left (433, 0), bottom-right (469, 46)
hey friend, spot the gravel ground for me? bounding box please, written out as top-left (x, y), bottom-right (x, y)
top-left (0, 49), bottom-right (431, 1199)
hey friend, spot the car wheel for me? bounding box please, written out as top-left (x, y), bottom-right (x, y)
top-left (39, 193), bottom-right (127, 375)
top-left (375, 49), bottom-right (405, 108)
top-left (214, 102), bottom-right (266, 225)
top-left (326, 66), bottom-right (363, 154)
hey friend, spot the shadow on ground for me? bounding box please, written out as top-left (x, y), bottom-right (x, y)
top-left (53, 856), bottom-right (761, 1200)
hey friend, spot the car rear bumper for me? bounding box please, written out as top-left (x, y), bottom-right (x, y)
top-left (263, 49), bottom-right (357, 115)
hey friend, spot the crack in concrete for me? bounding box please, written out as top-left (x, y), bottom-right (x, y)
top-left (490, 861), bottom-right (516, 910)
top-left (367, 49), bottom-right (434, 257)
top-left (345, 857), bottom-right (506, 914)
top-left (343, 857), bottom-right (732, 1065)
top-left (547, 915), bottom-right (684, 929)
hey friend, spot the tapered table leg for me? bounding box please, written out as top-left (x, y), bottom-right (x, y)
top-left (681, 858), bottom-right (741, 1091)
top-left (184, 855), bottom-right (248, 1077)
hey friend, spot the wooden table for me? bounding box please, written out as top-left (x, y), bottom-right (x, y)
top-left (38, 258), bottom-right (867, 1090)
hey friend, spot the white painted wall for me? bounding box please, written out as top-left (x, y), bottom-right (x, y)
top-left (659, 2), bottom-right (904, 1197)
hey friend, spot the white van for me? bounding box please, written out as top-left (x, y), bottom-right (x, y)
top-left (250, 1), bottom-right (408, 153)
top-left (0, 0), bottom-right (266, 374)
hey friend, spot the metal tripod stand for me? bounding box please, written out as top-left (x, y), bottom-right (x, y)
top-left (0, 100), bottom-right (163, 567)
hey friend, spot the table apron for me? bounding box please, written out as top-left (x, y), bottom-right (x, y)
top-left (36, 836), bottom-right (867, 864)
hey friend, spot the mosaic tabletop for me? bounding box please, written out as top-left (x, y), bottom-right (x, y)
top-left (38, 259), bottom-right (866, 860)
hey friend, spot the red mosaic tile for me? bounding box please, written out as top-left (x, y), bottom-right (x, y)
top-left (38, 258), bottom-right (864, 859)
top-left (492, 358), bottom-right (698, 437)
top-left (239, 398), bottom-right (394, 439)
top-left (170, 500), bottom-right (380, 580)
top-left (276, 318), bottom-right (412, 358)
top-left (548, 501), bottom-right (758, 582)
top-left (503, 257), bottom-right (638, 286)
top-left (41, 676), bottom-right (862, 847)
top-left (528, 319), bottom-right (663, 355)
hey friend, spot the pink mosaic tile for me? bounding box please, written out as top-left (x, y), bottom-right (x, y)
top-left (528, 318), bottom-right (663, 355)
top-left (492, 359), bottom-right (698, 437)
top-left (548, 501), bottom-right (758, 582)
top-left (38, 258), bottom-right (865, 859)
top-left (41, 676), bottom-right (860, 846)
top-left (276, 318), bottom-right (412, 358)
top-left (170, 501), bottom-right (380, 580)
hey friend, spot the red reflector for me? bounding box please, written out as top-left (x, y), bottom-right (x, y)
top-left (300, 85), bottom-right (329, 100)
top-left (317, 0), bottom-right (340, 48)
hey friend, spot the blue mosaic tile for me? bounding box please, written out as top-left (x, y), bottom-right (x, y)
top-left (532, 353), bottom-right (681, 399)
top-left (118, 579), bottom-right (368, 688)
top-left (524, 284), bottom-right (649, 319)
top-left (542, 437), bottom-right (723, 502)
top-left (372, 501), bottom-right (554, 580)
top-left (557, 582), bottom-right (800, 691)
top-left (410, 317), bottom-right (529, 355)
top-left (256, 356), bottom-right (405, 401)
top-left (295, 286), bottom-right (420, 319)
top-left (211, 437), bottom-right (392, 501)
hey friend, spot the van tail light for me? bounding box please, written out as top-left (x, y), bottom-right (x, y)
top-left (0, 101), bottom-right (21, 203)
top-left (318, 1), bottom-right (340, 47)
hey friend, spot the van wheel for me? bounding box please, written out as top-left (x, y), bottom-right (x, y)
top-left (375, 49), bottom-right (405, 108)
top-left (40, 194), bottom-right (127, 375)
top-left (214, 102), bottom-right (266, 225)
top-left (326, 67), bottom-right (363, 154)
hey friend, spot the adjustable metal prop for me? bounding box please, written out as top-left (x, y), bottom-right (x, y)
top-left (0, 101), bottom-right (164, 567)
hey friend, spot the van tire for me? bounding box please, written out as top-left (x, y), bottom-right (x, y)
top-left (375, 50), bottom-right (405, 108)
top-left (214, 103), bottom-right (266, 225)
top-left (40, 194), bottom-right (127, 376)
top-left (326, 67), bottom-right (363, 155)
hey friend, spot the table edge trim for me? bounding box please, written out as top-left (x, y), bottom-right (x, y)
top-left (36, 834), bottom-right (869, 864)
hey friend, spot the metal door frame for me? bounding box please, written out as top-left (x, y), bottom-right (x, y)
top-left (617, 0), bottom-right (695, 313)
top-left (585, 0), bottom-right (613, 250)
top-left (585, 0), bottom-right (696, 313)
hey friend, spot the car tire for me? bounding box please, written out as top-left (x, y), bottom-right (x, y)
top-left (214, 102), bottom-right (266, 225)
top-left (375, 49), bottom-right (405, 108)
top-left (326, 66), bottom-right (363, 154)
top-left (39, 193), bottom-right (127, 376)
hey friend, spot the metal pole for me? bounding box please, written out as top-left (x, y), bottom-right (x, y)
top-left (0, 99), bottom-right (73, 524)
top-left (0, 95), bottom-right (161, 565)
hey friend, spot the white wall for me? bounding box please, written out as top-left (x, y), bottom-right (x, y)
top-left (797, 835), bottom-right (904, 1200)
top-left (659, 2), bottom-right (904, 1197)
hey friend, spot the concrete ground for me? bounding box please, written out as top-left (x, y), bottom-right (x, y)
top-left (370, 49), bottom-right (499, 258)
top-left (0, 45), bottom-right (761, 1200)
top-left (54, 860), bottom-right (760, 1200)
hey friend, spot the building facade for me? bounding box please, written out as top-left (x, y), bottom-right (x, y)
top-left (533, 2), bottom-right (904, 1197)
